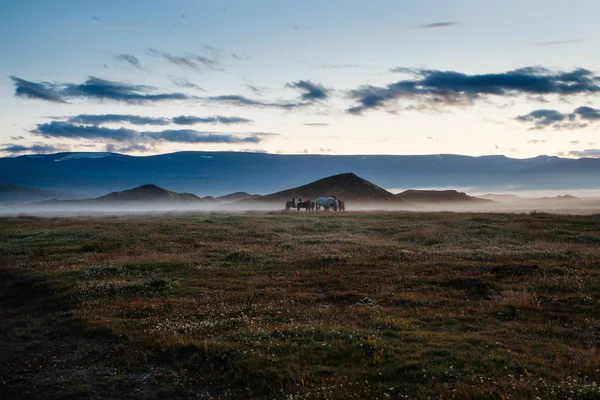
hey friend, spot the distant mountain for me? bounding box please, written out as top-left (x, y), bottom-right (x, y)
top-left (539, 195), bottom-right (580, 202)
top-left (96, 184), bottom-right (202, 203)
top-left (477, 193), bottom-right (522, 202)
top-left (243, 173), bottom-right (398, 203)
top-left (395, 190), bottom-right (490, 203)
top-left (215, 192), bottom-right (261, 203)
top-left (2, 151), bottom-right (600, 196)
top-left (0, 183), bottom-right (83, 204)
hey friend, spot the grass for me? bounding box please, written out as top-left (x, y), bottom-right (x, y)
top-left (0, 211), bottom-right (599, 399)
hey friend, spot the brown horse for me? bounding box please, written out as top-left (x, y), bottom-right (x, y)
top-left (285, 198), bottom-right (297, 210)
top-left (337, 199), bottom-right (345, 211)
top-left (297, 199), bottom-right (315, 211)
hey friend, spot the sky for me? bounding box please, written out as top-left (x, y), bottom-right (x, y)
top-left (1, 0), bottom-right (600, 158)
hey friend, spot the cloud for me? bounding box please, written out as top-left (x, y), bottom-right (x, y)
top-left (169, 77), bottom-right (205, 91)
top-left (527, 140), bottom-right (546, 144)
top-left (244, 84), bottom-right (261, 95)
top-left (0, 143), bottom-right (62, 154)
top-left (172, 115), bottom-right (252, 125)
top-left (412, 22), bottom-right (460, 30)
top-left (114, 53), bottom-right (142, 69)
top-left (348, 67), bottom-right (600, 114)
top-left (287, 80), bottom-right (329, 100)
top-left (141, 129), bottom-right (272, 144)
top-left (30, 120), bottom-right (275, 147)
top-left (202, 81), bottom-right (329, 110)
top-left (10, 76), bottom-right (66, 103)
top-left (11, 76), bottom-right (191, 104)
top-left (516, 109), bottom-right (572, 129)
top-left (574, 106), bottom-right (600, 120)
top-left (568, 148), bottom-right (600, 158)
top-left (304, 122), bottom-right (329, 126)
top-left (66, 114), bottom-right (169, 126)
top-left (61, 76), bottom-right (190, 103)
top-left (319, 64), bottom-right (364, 69)
top-left (204, 94), bottom-right (301, 109)
top-left (147, 48), bottom-right (219, 71)
top-left (232, 53), bottom-right (251, 61)
top-left (516, 106), bottom-right (600, 129)
top-left (62, 114), bottom-right (251, 126)
top-left (105, 143), bottom-right (155, 153)
top-left (32, 121), bottom-right (137, 141)
top-left (531, 39), bottom-right (585, 46)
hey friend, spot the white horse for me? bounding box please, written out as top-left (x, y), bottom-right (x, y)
top-left (315, 197), bottom-right (338, 211)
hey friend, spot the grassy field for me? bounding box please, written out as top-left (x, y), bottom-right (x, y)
top-left (1, 211), bottom-right (599, 399)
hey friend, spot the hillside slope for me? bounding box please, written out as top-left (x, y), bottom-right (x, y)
top-left (96, 184), bottom-right (203, 203)
top-left (0, 183), bottom-right (83, 204)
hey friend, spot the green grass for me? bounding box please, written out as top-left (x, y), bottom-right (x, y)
top-left (1, 211), bottom-right (599, 399)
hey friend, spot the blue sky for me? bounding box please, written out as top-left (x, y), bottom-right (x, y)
top-left (1, 0), bottom-right (599, 157)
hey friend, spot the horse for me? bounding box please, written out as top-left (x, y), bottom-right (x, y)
top-left (315, 197), bottom-right (338, 211)
top-left (297, 199), bottom-right (315, 211)
top-left (337, 199), bottom-right (345, 211)
top-left (285, 197), bottom-right (300, 210)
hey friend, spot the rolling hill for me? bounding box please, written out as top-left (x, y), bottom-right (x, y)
top-left (0, 183), bottom-right (83, 204)
top-left (96, 184), bottom-right (202, 203)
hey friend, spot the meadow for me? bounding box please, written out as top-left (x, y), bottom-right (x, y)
top-left (1, 211), bottom-right (599, 399)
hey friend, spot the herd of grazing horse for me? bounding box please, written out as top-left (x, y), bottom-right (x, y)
top-left (285, 196), bottom-right (345, 211)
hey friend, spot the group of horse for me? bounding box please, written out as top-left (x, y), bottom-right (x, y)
top-left (285, 196), bottom-right (345, 211)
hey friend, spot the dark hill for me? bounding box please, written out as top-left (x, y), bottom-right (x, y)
top-left (0, 183), bottom-right (83, 204)
top-left (216, 192), bottom-right (261, 202)
top-left (246, 173), bottom-right (398, 203)
top-left (395, 190), bottom-right (491, 203)
top-left (96, 184), bottom-right (202, 203)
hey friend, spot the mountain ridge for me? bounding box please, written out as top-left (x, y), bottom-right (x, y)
top-left (2, 151), bottom-right (599, 197)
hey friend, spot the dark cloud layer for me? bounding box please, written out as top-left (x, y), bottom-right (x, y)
top-left (33, 121), bottom-right (138, 141)
top-left (63, 114), bottom-right (252, 126)
top-left (30, 122), bottom-right (273, 145)
top-left (286, 80), bottom-right (329, 100)
top-left (1, 143), bottom-right (61, 154)
top-left (67, 114), bottom-right (169, 126)
top-left (349, 67), bottom-right (600, 114)
top-left (516, 106), bottom-right (600, 129)
top-left (171, 115), bottom-right (252, 125)
top-left (10, 76), bottom-right (66, 103)
top-left (143, 129), bottom-right (268, 144)
top-left (11, 76), bottom-right (191, 103)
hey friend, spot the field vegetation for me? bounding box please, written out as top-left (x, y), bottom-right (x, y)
top-left (1, 211), bottom-right (599, 399)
